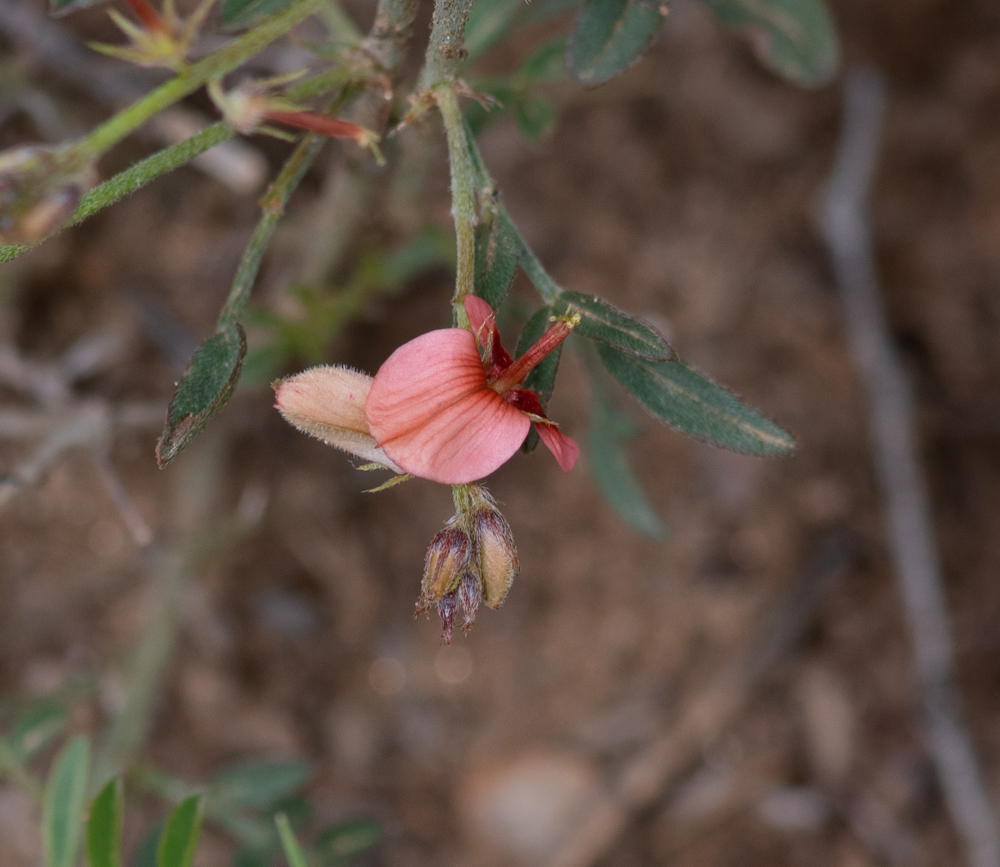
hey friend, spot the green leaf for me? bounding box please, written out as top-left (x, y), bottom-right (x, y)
top-left (275, 814), bottom-right (308, 867)
top-left (11, 702), bottom-right (67, 761)
top-left (554, 291), bottom-right (673, 360)
top-left (569, 0), bottom-right (667, 85)
top-left (464, 0), bottom-right (523, 60)
top-left (315, 819), bottom-right (381, 865)
top-left (515, 96), bottom-right (557, 143)
top-left (43, 735), bottom-right (90, 867)
top-left (156, 323), bottom-right (247, 467)
top-left (597, 344), bottom-right (796, 455)
top-left (87, 778), bottom-right (123, 867)
top-left (157, 795), bottom-right (204, 867)
top-left (220, 0), bottom-right (297, 28)
top-left (520, 37), bottom-right (568, 81)
top-left (208, 761), bottom-right (310, 809)
top-left (588, 389), bottom-right (666, 538)
top-left (474, 210), bottom-right (520, 309)
top-left (698, 0), bottom-right (838, 85)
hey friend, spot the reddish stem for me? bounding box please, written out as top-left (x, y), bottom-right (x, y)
top-left (265, 110), bottom-right (369, 142)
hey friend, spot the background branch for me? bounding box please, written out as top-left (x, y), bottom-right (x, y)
top-left (819, 67), bottom-right (1000, 867)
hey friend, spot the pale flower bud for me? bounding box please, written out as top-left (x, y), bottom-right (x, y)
top-left (471, 501), bottom-right (519, 610)
top-left (273, 366), bottom-right (402, 472)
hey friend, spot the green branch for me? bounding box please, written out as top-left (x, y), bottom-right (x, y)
top-left (419, 0), bottom-right (475, 88)
top-left (435, 84), bottom-right (477, 327)
top-left (77, 0), bottom-right (328, 158)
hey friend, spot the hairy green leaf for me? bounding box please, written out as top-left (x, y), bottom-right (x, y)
top-left (157, 795), bottom-right (204, 867)
top-left (315, 819), bottom-right (381, 865)
top-left (588, 390), bottom-right (666, 538)
top-left (221, 0), bottom-right (297, 28)
top-left (474, 210), bottom-right (519, 308)
top-left (156, 323), bottom-right (246, 467)
top-left (208, 761), bottom-right (310, 809)
top-left (569, 0), bottom-right (666, 85)
top-left (87, 778), bottom-right (123, 867)
top-left (598, 344), bottom-right (796, 455)
top-left (698, 0), bottom-right (838, 85)
top-left (554, 291), bottom-right (673, 360)
top-left (275, 814), bottom-right (309, 867)
top-left (43, 735), bottom-right (90, 867)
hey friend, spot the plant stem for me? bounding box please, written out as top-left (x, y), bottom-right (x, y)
top-left (218, 131), bottom-right (328, 330)
top-left (362, 0), bottom-right (419, 71)
top-left (419, 0), bottom-right (474, 88)
top-left (435, 84), bottom-right (477, 327)
top-left (76, 0), bottom-right (327, 159)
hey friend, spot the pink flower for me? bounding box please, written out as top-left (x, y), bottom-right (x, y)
top-left (365, 296), bottom-right (579, 484)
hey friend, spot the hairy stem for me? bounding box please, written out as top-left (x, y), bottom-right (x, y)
top-left (218, 130), bottom-right (329, 330)
top-left (419, 0), bottom-right (474, 88)
top-left (77, 0), bottom-right (327, 158)
top-left (436, 84), bottom-right (476, 327)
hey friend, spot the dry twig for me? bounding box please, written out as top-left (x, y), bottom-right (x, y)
top-left (819, 67), bottom-right (1000, 867)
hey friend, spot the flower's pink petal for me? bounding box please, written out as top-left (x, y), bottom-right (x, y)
top-left (463, 295), bottom-right (512, 370)
top-left (464, 295), bottom-right (494, 342)
top-left (534, 422), bottom-right (579, 473)
top-left (366, 329), bottom-right (530, 484)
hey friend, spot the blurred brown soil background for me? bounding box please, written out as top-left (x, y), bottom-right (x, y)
top-left (2, 0), bottom-right (1000, 864)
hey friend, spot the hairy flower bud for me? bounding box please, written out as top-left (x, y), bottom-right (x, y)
top-left (418, 525), bottom-right (471, 614)
top-left (456, 571), bottom-right (481, 631)
top-left (0, 146), bottom-right (95, 244)
top-left (437, 592), bottom-right (458, 645)
top-left (472, 505), bottom-right (519, 609)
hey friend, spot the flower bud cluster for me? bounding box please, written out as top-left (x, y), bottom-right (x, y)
top-left (0, 146), bottom-right (96, 245)
top-left (417, 485), bottom-right (518, 643)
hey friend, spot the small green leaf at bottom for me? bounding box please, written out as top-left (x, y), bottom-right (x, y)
top-left (597, 344), bottom-right (796, 456)
top-left (156, 323), bottom-right (246, 467)
top-left (588, 392), bottom-right (666, 539)
top-left (43, 735), bottom-right (90, 867)
top-left (87, 777), bottom-right (123, 867)
top-left (157, 795), bottom-right (204, 867)
top-left (275, 814), bottom-right (309, 867)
